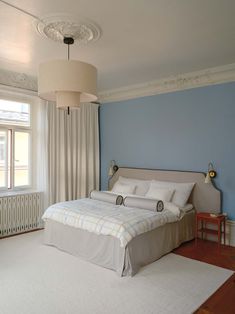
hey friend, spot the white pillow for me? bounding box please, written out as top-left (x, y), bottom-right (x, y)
top-left (163, 202), bottom-right (181, 217)
top-left (145, 186), bottom-right (175, 202)
top-left (148, 180), bottom-right (195, 207)
top-left (112, 182), bottom-right (136, 195)
top-left (118, 176), bottom-right (150, 196)
top-left (163, 202), bottom-right (194, 217)
top-left (180, 203), bottom-right (194, 212)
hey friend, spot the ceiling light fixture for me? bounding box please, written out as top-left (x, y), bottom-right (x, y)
top-left (0, 1), bottom-right (99, 113)
top-left (38, 36), bottom-right (97, 113)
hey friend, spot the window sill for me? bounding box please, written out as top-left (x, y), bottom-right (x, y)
top-left (0, 189), bottom-right (42, 197)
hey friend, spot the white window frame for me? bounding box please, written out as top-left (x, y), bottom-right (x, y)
top-left (0, 128), bottom-right (8, 190)
top-left (0, 93), bottom-right (33, 191)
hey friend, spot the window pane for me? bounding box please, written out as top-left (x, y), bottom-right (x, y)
top-left (0, 99), bottom-right (30, 127)
top-left (0, 130), bottom-right (7, 188)
top-left (14, 132), bottom-right (30, 187)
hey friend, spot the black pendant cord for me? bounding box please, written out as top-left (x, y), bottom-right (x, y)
top-left (67, 44), bottom-right (70, 115)
top-left (63, 37), bottom-right (74, 115)
top-left (63, 37), bottom-right (74, 60)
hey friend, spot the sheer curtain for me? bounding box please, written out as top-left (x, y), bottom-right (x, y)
top-left (35, 98), bottom-right (49, 211)
top-left (46, 102), bottom-right (100, 205)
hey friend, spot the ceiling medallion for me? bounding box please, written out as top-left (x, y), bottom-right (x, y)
top-left (36, 15), bottom-right (101, 45)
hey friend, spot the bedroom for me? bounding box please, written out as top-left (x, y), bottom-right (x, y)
top-left (0, 0), bottom-right (235, 313)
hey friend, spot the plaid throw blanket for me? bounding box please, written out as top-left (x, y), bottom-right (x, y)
top-left (42, 198), bottom-right (179, 247)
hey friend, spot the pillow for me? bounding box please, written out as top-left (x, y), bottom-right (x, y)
top-left (90, 190), bottom-right (123, 205)
top-left (145, 186), bottom-right (175, 202)
top-left (180, 203), bottom-right (193, 212)
top-left (162, 202), bottom-right (194, 218)
top-left (123, 196), bottom-right (164, 212)
top-left (163, 202), bottom-right (181, 217)
top-left (111, 182), bottom-right (136, 195)
top-left (118, 176), bottom-right (151, 196)
top-left (148, 180), bottom-right (195, 207)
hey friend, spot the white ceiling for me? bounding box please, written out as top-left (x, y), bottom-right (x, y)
top-left (0, 0), bottom-right (235, 93)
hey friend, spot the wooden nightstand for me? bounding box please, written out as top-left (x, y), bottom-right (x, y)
top-left (195, 212), bottom-right (226, 247)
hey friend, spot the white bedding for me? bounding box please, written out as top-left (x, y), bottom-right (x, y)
top-left (42, 198), bottom-right (180, 247)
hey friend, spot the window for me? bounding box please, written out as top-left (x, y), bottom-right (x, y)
top-left (0, 98), bottom-right (31, 190)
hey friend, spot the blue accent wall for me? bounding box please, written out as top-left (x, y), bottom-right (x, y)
top-left (100, 82), bottom-right (235, 220)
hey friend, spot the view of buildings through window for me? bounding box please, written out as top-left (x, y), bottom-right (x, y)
top-left (0, 99), bottom-right (31, 189)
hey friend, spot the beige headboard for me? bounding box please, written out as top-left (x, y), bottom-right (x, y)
top-left (109, 167), bottom-right (221, 213)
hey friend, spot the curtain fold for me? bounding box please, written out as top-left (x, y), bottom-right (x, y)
top-left (35, 98), bottom-right (49, 211)
top-left (47, 103), bottom-right (99, 205)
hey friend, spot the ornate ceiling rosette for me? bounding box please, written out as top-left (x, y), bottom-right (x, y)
top-left (35, 14), bottom-right (101, 45)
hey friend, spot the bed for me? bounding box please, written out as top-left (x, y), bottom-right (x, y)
top-left (43, 167), bottom-right (221, 276)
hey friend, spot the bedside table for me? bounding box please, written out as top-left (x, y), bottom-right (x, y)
top-left (195, 212), bottom-right (226, 247)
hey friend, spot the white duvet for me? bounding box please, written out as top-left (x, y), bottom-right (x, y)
top-left (42, 198), bottom-right (180, 247)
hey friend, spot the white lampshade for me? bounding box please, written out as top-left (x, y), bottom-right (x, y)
top-left (108, 165), bottom-right (114, 177)
top-left (38, 59), bottom-right (97, 109)
top-left (56, 91), bottom-right (81, 109)
top-left (205, 172), bottom-right (211, 184)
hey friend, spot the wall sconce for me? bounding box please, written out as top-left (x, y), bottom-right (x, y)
top-left (108, 160), bottom-right (119, 177)
top-left (205, 162), bottom-right (217, 183)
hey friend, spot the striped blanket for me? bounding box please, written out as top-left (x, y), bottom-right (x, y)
top-left (42, 198), bottom-right (179, 247)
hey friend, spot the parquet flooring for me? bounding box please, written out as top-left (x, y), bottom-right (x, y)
top-left (174, 239), bottom-right (235, 314)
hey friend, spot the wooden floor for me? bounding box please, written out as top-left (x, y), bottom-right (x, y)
top-left (173, 239), bottom-right (235, 314)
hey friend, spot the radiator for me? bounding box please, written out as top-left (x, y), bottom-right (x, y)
top-left (0, 192), bottom-right (43, 238)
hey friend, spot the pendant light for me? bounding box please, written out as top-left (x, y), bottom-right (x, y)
top-left (38, 36), bottom-right (98, 113)
top-left (0, 2), bottom-right (100, 113)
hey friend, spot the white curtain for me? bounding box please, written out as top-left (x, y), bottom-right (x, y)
top-left (35, 98), bottom-right (49, 211)
top-left (46, 102), bottom-right (100, 205)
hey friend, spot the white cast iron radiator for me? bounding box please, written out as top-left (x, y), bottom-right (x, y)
top-left (0, 192), bottom-right (43, 237)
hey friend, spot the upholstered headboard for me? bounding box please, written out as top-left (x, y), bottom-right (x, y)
top-left (109, 167), bottom-right (221, 213)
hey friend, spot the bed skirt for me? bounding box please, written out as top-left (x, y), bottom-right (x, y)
top-left (43, 210), bottom-right (195, 276)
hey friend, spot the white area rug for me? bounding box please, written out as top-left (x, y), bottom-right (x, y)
top-left (0, 231), bottom-right (233, 314)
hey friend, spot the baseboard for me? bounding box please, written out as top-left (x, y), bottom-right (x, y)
top-left (0, 228), bottom-right (44, 240)
top-left (226, 220), bottom-right (235, 247)
top-left (202, 220), bottom-right (235, 247)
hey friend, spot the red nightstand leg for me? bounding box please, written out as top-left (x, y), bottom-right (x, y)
top-left (223, 218), bottom-right (226, 245)
top-left (218, 221), bottom-right (221, 248)
top-left (201, 220), bottom-right (204, 240)
top-left (195, 217), bottom-right (198, 246)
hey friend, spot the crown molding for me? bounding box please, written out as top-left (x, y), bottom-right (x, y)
top-left (1, 63), bottom-right (235, 103)
top-left (98, 63), bottom-right (235, 103)
top-left (0, 68), bottom-right (37, 92)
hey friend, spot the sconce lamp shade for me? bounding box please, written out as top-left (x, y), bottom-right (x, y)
top-left (205, 162), bottom-right (217, 184)
top-left (38, 59), bottom-right (97, 109)
top-left (205, 172), bottom-right (211, 184)
top-left (108, 160), bottom-right (118, 177)
top-left (108, 166), bottom-right (114, 177)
